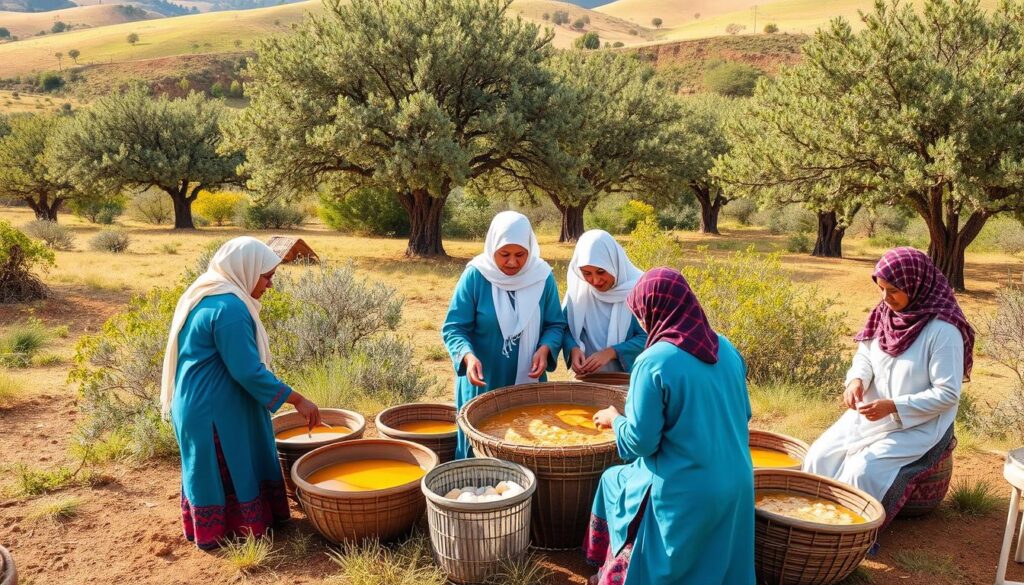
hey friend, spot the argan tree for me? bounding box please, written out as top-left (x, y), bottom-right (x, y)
top-left (50, 86), bottom-right (243, 229)
top-left (715, 0), bottom-right (1024, 288)
top-left (0, 114), bottom-right (83, 221)
top-left (673, 95), bottom-right (736, 234)
top-left (68, 48), bottom-right (80, 64)
top-left (228, 0), bottom-right (562, 257)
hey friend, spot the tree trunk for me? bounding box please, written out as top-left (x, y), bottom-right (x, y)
top-left (398, 189), bottom-right (447, 257)
top-left (171, 192), bottom-right (196, 230)
top-left (812, 210), bottom-right (845, 258)
top-left (25, 195), bottom-right (62, 222)
top-left (925, 209), bottom-right (988, 292)
top-left (691, 183), bottom-right (723, 235)
top-left (559, 204), bottom-right (586, 243)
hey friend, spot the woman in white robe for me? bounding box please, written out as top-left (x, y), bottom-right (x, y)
top-left (804, 247), bottom-right (974, 522)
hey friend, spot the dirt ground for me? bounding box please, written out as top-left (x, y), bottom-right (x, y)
top-left (2, 207), bottom-right (1024, 584)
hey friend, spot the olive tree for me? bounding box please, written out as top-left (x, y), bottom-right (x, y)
top-left (0, 114), bottom-right (83, 221)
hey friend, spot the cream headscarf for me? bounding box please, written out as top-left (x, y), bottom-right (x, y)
top-left (563, 230), bottom-right (643, 354)
top-left (467, 211), bottom-right (552, 384)
top-left (160, 237), bottom-right (282, 419)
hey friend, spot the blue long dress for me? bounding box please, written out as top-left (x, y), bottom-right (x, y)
top-left (561, 312), bottom-right (647, 373)
top-left (171, 294), bottom-right (292, 550)
top-left (442, 266), bottom-right (567, 459)
top-left (588, 338), bottom-right (755, 584)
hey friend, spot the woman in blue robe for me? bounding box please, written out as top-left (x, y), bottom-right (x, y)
top-left (586, 268), bottom-right (754, 584)
top-left (160, 237), bottom-right (321, 550)
top-left (441, 211), bottom-right (566, 459)
top-left (562, 230), bottom-right (647, 375)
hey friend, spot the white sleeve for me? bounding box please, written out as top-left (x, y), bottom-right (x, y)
top-left (892, 324), bottom-right (964, 429)
top-left (844, 340), bottom-right (874, 388)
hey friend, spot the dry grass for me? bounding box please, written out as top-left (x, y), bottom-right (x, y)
top-left (219, 530), bottom-right (279, 573)
top-left (891, 549), bottom-right (966, 583)
top-left (0, 371), bottom-right (24, 407)
top-left (948, 478), bottom-right (1002, 517)
top-left (325, 531), bottom-right (446, 585)
top-left (25, 495), bottom-right (83, 523)
top-left (0, 4), bottom-right (157, 40)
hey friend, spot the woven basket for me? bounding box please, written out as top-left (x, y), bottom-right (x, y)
top-left (459, 382), bottom-right (627, 549)
top-left (1, 545), bottom-right (16, 585)
top-left (575, 372), bottom-right (630, 387)
top-left (292, 438), bottom-right (437, 544)
top-left (422, 458), bottom-right (537, 584)
top-left (750, 429), bottom-right (810, 470)
top-left (376, 403), bottom-right (458, 464)
top-left (273, 408), bottom-right (366, 500)
top-left (755, 469), bottom-right (885, 585)
top-left (900, 448), bottom-right (954, 517)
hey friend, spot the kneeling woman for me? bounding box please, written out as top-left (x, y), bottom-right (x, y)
top-left (804, 248), bottom-right (973, 521)
top-left (162, 237), bottom-right (321, 550)
top-left (587, 268), bottom-right (754, 585)
top-left (563, 230), bottom-right (647, 376)
top-left (442, 211), bottom-right (566, 459)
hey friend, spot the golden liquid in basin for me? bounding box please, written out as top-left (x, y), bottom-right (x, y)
top-left (275, 425), bottom-right (352, 443)
top-left (478, 403), bottom-right (614, 447)
top-left (307, 459), bottom-right (425, 492)
top-left (392, 420), bottom-right (457, 434)
top-left (750, 447), bottom-right (803, 469)
top-left (756, 491), bottom-right (867, 525)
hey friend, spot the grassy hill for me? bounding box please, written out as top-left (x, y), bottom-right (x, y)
top-left (0, 4), bottom-right (158, 39)
top-left (596, 0), bottom-right (762, 29)
top-left (0, 0), bottom-right (652, 79)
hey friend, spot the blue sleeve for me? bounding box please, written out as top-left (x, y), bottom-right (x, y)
top-left (539, 273), bottom-right (567, 372)
top-left (561, 306), bottom-right (578, 367)
top-left (612, 315), bottom-right (648, 373)
top-left (442, 267), bottom-right (477, 377)
top-left (213, 307), bottom-right (291, 412)
top-left (613, 357), bottom-right (665, 460)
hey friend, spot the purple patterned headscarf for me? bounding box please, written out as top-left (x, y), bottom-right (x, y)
top-left (627, 267), bottom-right (719, 364)
top-left (856, 247), bottom-right (975, 378)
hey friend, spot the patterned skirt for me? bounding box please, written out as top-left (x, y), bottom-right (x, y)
top-left (880, 424), bottom-right (956, 530)
top-left (180, 432), bottom-right (290, 550)
top-left (583, 494), bottom-right (649, 585)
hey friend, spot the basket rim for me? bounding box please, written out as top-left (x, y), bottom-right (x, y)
top-left (748, 428), bottom-right (811, 451)
top-left (375, 402), bottom-right (458, 440)
top-left (291, 438), bottom-right (439, 499)
top-left (421, 456), bottom-right (537, 511)
top-left (458, 383), bottom-right (624, 456)
top-left (754, 468), bottom-right (886, 533)
top-left (273, 408), bottom-right (367, 447)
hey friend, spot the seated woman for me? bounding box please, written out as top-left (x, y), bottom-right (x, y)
top-left (804, 247), bottom-right (974, 521)
top-left (161, 237), bottom-right (321, 550)
top-left (562, 230), bottom-right (647, 376)
top-left (441, 211), bottom-right (566, 459)
top-left (587, 268), bottom-right (754, 585)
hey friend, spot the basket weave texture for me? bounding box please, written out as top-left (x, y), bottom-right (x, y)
top-left (754, 469), bottom-right (885, 585)
top-left (0, 545), bottom-right (16, 585)
top-left (458, 382), bottom-right (627, 549)
top-left (292, 438), bottom-right (438, 544)
top-left (900, 448), bottom-right (954, 517)
top-left (422, 458), bottom-right (536, 584)
top-left (376, 402), bottom-right (458, 464)
top-left (750, 429), bottom-right (810, 470)
top-left (575, 372), bottom-right (630, 387)
top-left (272, 408), bottom-right (366, 500)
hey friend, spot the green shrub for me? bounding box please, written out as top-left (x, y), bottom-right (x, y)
top-left (12, 463), bottom-right (83, 496)
top-left (621, 200), bottom-right (657, 232)
top-left (786, 231), bottom-right (812, 253)
top-left (683, 247), bottom-right (848, 390)
top-left (626, 218), bottom-right (682, 270)
top-left (0, 319), bottom-right (50, 367)
top-left (90, 229), bottom-right (131, 253)
top-left (70, 196), bottom-right (125, 225)
top-left (128, 191), bottom-right (174, 225)
top-left (763, 23), bottom-right (779, 33)
top-left (849, 206), bottom-right (910, 238)
top-left (587, 196), bottom-right (658, 235)
top-left (949, 478), bottom-right (1001, 517)
top-left (23, 220), bottom-right (75, 250)
top-left (702, 61), bottom-right (763, 97)
top-left (240, 201), bottom-right (305, 229)
top-left (756, 204), bottom-right (815, 235)
top-left (722, 198), bottom-right (757, 225)
top-left (443, 188), bottom-right (501, 239)
top-left (0, 219), bottom-right (54, 302)
top-left (193, 190), bottom-right (246, 226)
top-left (968, 216), bottom-right (1024, 255)
top-left (319, 188), bottom-right (409, 236)
top-left (37, 71), bottom-right (64, 93)
top-left (574, 31), bottom-right (600, 50)
top-left (656, 203), bottom-right (700, 231)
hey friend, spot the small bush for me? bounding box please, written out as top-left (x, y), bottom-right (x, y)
top-left (0, 372), bottom-right (22, 407)
top-left (443, 189), bottom-right (504, 239)
top-left (626, 218), bottom-right (682, 270)
top-left (319, 188), bottom-right (409, 236)
top-left (703, 61), bottom-right (763, 97)
top-left (129, 191), bottom-right (174, 225)
top-left (0, 219), bottom-right (53, 302)
top-left (786, 231), bottom-right (812, 253)
top-left (326, 532), bottom-right (446, 585)
top-left (948, 478), bottom-right (1001, 517)
top-left (220, 530), bottom-right (279, 573)
top-left (192, 190), bottom-right (246, 226)
top-left (37, 71), bottom-right (64, 93)
top-left (763, 23), bottom-right (779, 33)
top-left (158, 242), bottom-right (180, 254)
top-left (26, 496), bottom-right (82, 523)
top-left (240, 201), bottom-right (305, 230)
top-left (756, 204), bottom-right (815, 235)
top-left (23, 220), bottom-right (74, 250)
top-left (656, 203), bottom-right (700, 231)
top-left (722, 198), bottom-right (757, 225)
top-left (12, 464), bottom-right (83, 496)
top-left (70, 196), bottom-right (125, 225)
top-left (0, 319), bottom-right (50, 367)
top-left (849, 206), bottom-right (910, 238)
top-left (90, 229), bottom-right (131, 253)
top-left (574, 31), bottom-right (600, 50)
top-left (587, 196), bottom-right (657, 235)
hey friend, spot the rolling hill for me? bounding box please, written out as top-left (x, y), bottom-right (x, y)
top-left (0, 4), bottom-right (158, 39)
top-left (595, 0), bottom-right (762, 29)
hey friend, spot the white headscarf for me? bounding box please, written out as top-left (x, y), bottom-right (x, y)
top-left (160, 236), bottom-right (282, 419)
top-left (467, 211), bottom-right (552, 384)
top-left (563, 230), bottom-right (643, 354)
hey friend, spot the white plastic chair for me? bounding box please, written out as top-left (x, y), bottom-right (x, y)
top-left (996, 448), bottom-right (1024, 585)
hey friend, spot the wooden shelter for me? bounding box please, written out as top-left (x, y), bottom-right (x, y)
top-left (266, 236), bottom-right (320, 264)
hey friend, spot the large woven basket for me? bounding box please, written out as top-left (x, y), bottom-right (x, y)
top-left (422, 458), bottom-right (537, 584)
top-left (750, 429), bottom-right (810, 470)
top-left (292, 438), bottom-right (437, 544)
top-left (899, 444), bottom-right (954, 518)
top-left (459, 382), bottom-right (627, 549)
top-left (575, 372), bottom-right (630, 387)
top-left (755, 469), bottom-right (885, 585)
top-left (0, 545), bottom-right (15, 585)
top-left (273, 408), bottom-right (366, 500)
top-left (376, 403), bottom-right (458, 464)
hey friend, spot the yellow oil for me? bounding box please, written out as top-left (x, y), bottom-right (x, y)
top-left (755, 491), bottom-right (867, 525)
top-left (275, 425), bottom-right (352, 443)
top-left (750, 447), bottom-right (802, 469)
top-left (393, 420), bottom-right (456, 434)
top-left (478, 403), bottom-right (614, 447)
top-left (307, 459), bottom-right (426, 492)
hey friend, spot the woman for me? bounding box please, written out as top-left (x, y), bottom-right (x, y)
top-left (441, 211), bottom-right (566, 459)
top-left (562, 230), bottom-right (647, 375)
top-left (804, 247), bottom-right (973, 520)
top-left (161, 237), bottom-right (321, 550)
top-left (586, 268), bottom-right (754, 585)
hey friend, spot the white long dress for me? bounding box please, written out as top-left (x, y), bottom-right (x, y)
top-left (803, 319), bottom-right (964, 502)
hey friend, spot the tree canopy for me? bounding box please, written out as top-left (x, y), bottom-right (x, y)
top-left (0, 114), bottom-right (83, 221)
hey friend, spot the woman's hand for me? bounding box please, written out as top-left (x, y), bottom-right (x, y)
top-left (843, 378), bottom-right (865, 410)
top-left (529, 345), bottom-right (550, 379)
top-left (592, 405), bottom-right (621, 430)
top-left (570, 348), bottom-right (587, 374)
top-left (580, 348), bottom-right (617, 375)
top-left (857, 399), bottom-right (896, 422)
top-left (464, 353), bottom-right (486, 387)
top-left (287, 391), bottom-right (321, 430)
